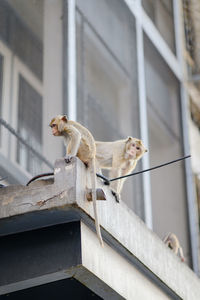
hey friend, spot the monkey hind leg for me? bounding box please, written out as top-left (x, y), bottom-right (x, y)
top-left (90, 159), bottom-right (104, 246)
top-left (110, 169), bottom-right (122, 203)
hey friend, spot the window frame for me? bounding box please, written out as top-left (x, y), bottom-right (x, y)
top-left (10, 56), bottom-right (43, 174)
top-left (0, 40), bottom-right (12, 156)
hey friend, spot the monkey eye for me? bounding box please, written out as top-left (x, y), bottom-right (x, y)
top-left (136, 146), bottom-right (140, 150)
top-left (132, 143), bottom-right (135, 147)
top-left (50, 124), bottom-right (57, 128)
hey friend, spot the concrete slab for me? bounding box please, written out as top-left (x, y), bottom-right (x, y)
top-left (0, 157), bottom-right (200, 299)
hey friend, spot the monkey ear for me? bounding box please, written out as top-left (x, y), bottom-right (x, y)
top-left (49, 118), bottom-right (55, 127)
top-left (61, 115), bottom-right (68, 122)
top-left (126, 136), bottom-right (133, 142)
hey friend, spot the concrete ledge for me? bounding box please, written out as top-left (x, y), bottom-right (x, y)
top-left (0, 221), bottom-right (123, 299)
top-left (0, 157), bottom-right (200, 299)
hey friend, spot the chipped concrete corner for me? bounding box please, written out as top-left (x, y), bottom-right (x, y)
top-left (0, 158), bottom-right (77, 218)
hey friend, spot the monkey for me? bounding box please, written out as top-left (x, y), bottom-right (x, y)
top-left (163, 232), bottom-right (185, 262)
top-left (49, 115), bottom-right (103, 246)
top-left (95, 137), bottom-right (147, 202)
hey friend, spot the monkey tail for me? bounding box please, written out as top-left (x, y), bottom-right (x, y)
top-left (90, 158), bottom-right (104, 247)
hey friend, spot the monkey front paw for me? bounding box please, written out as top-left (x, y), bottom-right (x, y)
top-left (64, 155), bottom-right (74, 164)
top-left (111, 190), bottom-right (121, 203)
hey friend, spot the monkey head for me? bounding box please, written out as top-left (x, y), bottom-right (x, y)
top-left (49, 115), bottom-right (68, 136)
top-left (125, 136), bottom-right (147, 160)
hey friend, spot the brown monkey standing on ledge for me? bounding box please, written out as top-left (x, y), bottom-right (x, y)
top-left (96, 137), bottom-right (147, 202)
top-left (49, 115), bottom-right (103, 246)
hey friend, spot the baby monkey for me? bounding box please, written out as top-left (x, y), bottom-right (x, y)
top-left (50, 115), bottom-right (103, 246)
top-left (163, 232), bottom-right (185, 262)
top-left (96, 137), bottom-right (147, 202)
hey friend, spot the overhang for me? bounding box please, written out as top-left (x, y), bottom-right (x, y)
top-left (0, 158), bottom-right (200, 299)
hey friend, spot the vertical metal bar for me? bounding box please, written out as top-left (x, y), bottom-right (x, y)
top-left (68, 0), bottom-right (77, 120)
top-left (136, 0), bottom-right (153, 230)
top-left (173, 0), bottom-right (199, 275)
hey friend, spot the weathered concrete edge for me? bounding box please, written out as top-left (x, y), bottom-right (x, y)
top-left (0, 158), bottom-right (200, 299)
top-left (0, 265), bottom-right (123, 300)
top-left (74, 158), bottom-right (200, 300)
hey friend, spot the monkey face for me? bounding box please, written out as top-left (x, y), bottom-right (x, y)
top-left (130, 142), bottom-right (140, 157)
top-left (49, 115), bottom-right (68, 136)
top-left (126, 138), bottom-right (147, 159)
top-left (50, 123), bottom-right (61, 136)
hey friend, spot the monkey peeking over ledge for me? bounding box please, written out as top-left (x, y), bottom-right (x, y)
top-left (163, 232), bottom-right (185, 262)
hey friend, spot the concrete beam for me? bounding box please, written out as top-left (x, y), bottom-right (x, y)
top-left (0, 157), bottom-right (200, 299)
top-left (0, 221), bottom-right (122, 299)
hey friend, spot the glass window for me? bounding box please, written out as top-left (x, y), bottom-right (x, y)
top-left (0, 0), bottom-right (44, 175)
top-left (17, 75), bottom-right (43, 174)
top-left (1, 0), bottom-right (43, 80)
top-left (142, 0), bottom-right (176, 54)
top-left (76, 0), bottom-right (144, 217)
top-left (0, 0), bottom-right (63, 182)
top-left (144, 35), bottom-right (191, 263)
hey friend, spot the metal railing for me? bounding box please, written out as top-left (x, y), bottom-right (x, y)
top-left (0, 117), bottom-right (53, 170)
